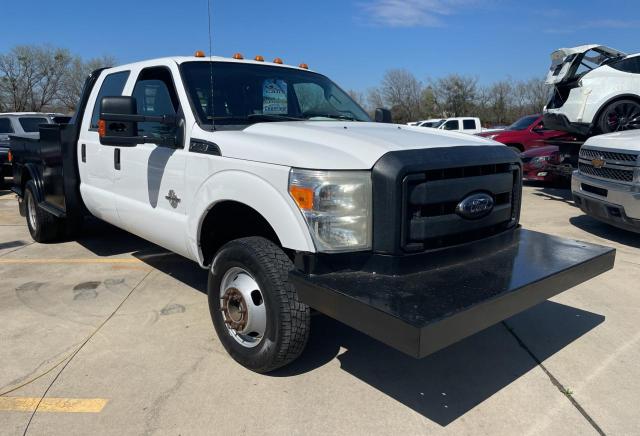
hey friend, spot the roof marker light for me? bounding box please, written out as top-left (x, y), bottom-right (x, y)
top-left (233, 53), bottom-right (244, 60)
top-left (299, 63), bottom-right (309, 69)
top-left (273, 57), bottom-right (283, 64)
top-left (194, 50), bottom-right (206, 58)
top-left (254, 55), bottom-right (264, 61)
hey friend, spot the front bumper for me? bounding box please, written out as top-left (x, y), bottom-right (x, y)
top-left (290, 228), bottom-right (614, 358)
top-left (543, 113), bottom-right (590, 138)
top-left (572, 171), bottom-right (640, 232)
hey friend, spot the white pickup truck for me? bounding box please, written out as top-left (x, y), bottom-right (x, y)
top-left (411, 117), bottom-right (483, 134)
top-left (8, 54), bottom-right (614, 373)
top-left (572, 130), bottom-right (640, 232)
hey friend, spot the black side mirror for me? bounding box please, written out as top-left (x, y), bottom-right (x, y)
top-left (99, 96), bottom-right (177, 147)
top-left (99, 96), bottom-right (140, 146)
top-left (375, 108), bottom-right (392, 123)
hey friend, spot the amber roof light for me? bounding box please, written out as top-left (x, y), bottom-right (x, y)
top-left (194, 50), bottom-right (206, 58)
top-left (273, 57), bottom-right (283, 64)
top-left (299, 63), bottom-right (309, 69)
top-left (254, 55), bottom-right (265, 61)
top-left (233, 53), bottom-right (244, 60)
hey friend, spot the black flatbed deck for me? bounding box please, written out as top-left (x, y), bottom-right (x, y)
top-left (290, 229), bottom-right (614, 358)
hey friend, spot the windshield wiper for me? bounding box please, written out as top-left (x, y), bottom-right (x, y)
top-left (306, 113), bottom-right (357, 121)
top-left (246, 114), bottom-right (305, 121)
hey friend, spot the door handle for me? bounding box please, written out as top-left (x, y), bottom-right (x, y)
top-left (81, 144), bottom-right (86, 162)
top-left (114, 148), bottom-right (121, 170)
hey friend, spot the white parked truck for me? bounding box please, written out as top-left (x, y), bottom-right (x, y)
top-left (9, 53), bottom-right (614, 373)
top-left (572, 130), bottom-right (640, 232)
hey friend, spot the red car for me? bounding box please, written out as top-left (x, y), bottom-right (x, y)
top-left (520, 145), bottom-right (569, 184)
top-left (477, 114), bottom-right (574, 153)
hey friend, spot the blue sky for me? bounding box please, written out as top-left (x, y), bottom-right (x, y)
top-left (1, 1), bottom-right (639, 91)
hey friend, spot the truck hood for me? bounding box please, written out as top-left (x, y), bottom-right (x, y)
top-left (545, 44), bottom-right (626, 85)
top-left (583, 130), bottom-right (640, 153)
top-left (212, 121), bottom-right (500, 169)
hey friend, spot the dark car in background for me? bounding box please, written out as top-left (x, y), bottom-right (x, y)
top-left (0, 112), bottom-right (62, 188)
top-left (520, 145), bottom-right (574, 185)
top-left (477, 114), bottom-right (575, 153)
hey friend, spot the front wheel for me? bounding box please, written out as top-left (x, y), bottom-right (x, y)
top-left (597, 99), bottom-right (640, 133)
top-left (208, 237), bottom-right (310, 373)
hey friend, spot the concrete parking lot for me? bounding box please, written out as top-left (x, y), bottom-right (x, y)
top-left (0, 184), bottom-right (638, 435)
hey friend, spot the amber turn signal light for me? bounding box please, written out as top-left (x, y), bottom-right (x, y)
top-left (290, 186), bottom-right (314, 210)
top-left (98, 120), bottom-right (106, 137)
top-left (194, 50), bottom-right (206, 58)
top-left (7, 149), bottom-right (12, 163)
top-left (273, 57), bottom-right (283, 64)
top-left (233, 53), bottom-right (244, 60)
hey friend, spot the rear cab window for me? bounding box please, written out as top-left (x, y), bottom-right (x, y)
top-left (463, 119), bottom-right (476, 130)
top-left (90, 71), bottom-right (131, 129)
top-left (19, 117), bottom-right (49, 132)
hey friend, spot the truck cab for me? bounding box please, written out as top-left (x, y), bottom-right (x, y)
top-left (9, 54), bottom-right (615, 373)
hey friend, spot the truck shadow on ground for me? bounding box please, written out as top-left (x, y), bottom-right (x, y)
top-left (525, 183), bottom-right (575, 205)
top-left (272, 303), bottom-right (603, 426)
top-left (76, 218), bottom-right (604, 427)
top-left (570, 215), bottom-right (640, 249)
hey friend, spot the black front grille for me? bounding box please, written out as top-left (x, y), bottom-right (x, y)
top-left (578, 162), bottom-right (634, 182)
top-left (579, 148), bottom-right (639, 163)
top-left (371, 146), bottom-right (523, 256)
top-left (402, 163), bottom-right (521, 252)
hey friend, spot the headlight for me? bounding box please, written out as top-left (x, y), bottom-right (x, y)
top-left (289, 169), bottom-right (372, 252)
top-left (530, 156), bottom-right (551, 168)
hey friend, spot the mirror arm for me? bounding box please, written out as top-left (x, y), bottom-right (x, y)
top-left (101, 113), bottom-right (177, 125)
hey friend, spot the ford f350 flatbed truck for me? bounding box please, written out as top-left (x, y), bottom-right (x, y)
top-left (9, 53), bottom-right (615, 373)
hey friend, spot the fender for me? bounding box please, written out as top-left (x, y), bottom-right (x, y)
top-left (586, 92), bottom-right (640, 127)
top-left (187, 170), bottom-right (316, 266)
top-left (16, 163), bottom-right (45, 202)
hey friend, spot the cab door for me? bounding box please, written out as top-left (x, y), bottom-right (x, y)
top-left (77, 69), bottom-right (130, 226)
top-left (112, 65), bottom-right (190, 257)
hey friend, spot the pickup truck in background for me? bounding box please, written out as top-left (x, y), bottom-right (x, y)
top-left (0, 112), bottom-right (63, 188)
top-left (9, 53), bottom-right (615, 372)
top-left (431, 117), bottom-right (483, 134)
top-left (572, 130), bottom-right (640, 232)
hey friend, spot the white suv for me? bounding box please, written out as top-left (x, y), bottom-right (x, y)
top-left (544, 44), bottom-right (640, 136)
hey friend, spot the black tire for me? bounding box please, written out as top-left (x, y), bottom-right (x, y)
top-left (24, 181), bottom-right (63, 243)
top-left (597, 99), bottom-right (640, 133)
top-left (208, 237), bottom-right (310, 373)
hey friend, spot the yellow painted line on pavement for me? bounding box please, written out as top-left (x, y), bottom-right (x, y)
top-left (0, 397), bottom-right (108, 413)
top-left (0, 258), bottom-right (142, 264)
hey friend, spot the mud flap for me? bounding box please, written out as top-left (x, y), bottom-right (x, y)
top-left (289, 229), bottom-right (615, 358)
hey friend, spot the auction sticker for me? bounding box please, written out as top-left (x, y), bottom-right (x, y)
top-left (263, 79), bottom-right (288, 114)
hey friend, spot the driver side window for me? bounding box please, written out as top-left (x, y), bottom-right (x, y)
top-left (132, 67), bottom-right (179, 140)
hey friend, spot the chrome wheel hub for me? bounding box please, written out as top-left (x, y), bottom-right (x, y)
top-left (219, 267), bottom-right (266, 348)
top-left (27, 192), bottom-right (37, 231)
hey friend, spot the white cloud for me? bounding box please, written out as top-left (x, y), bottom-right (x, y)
top-left (360, 0), bottom-right (478, 27)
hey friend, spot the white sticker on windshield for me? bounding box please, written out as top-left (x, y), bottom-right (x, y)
top-left (263, 79), bottom-right (288, 114)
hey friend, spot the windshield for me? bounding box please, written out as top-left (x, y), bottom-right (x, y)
top-left (19, 117), bottom-right (49, 132)
top-left (181, 62), bottom-right (371, 127)
top-left (431, 120), bottom-right (445, 128)
top-left (507, 115), bottom-right (539, 131)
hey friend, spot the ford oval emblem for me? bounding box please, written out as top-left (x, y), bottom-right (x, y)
top-left (455, 193), bottom-right (494, 220)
